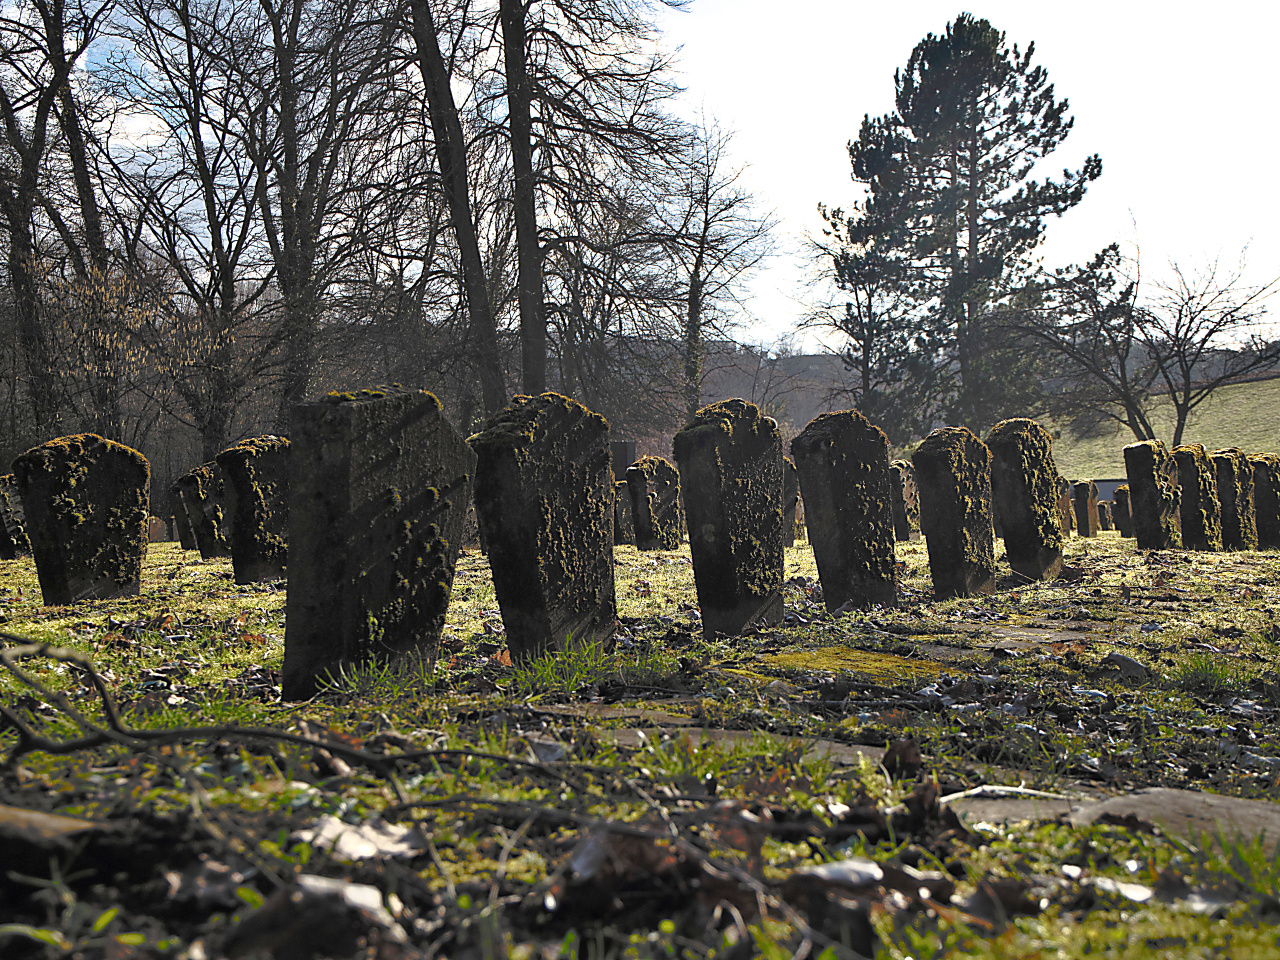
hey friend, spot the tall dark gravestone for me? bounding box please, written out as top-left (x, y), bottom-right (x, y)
top-left (781, 456), bottom-right (800, 548)
top-left (174, 463), bottom-right (232, 560)
top-left (1113, 485), bottom-right (1133, 538)
top-left (282, 388), bottom-right (475, 700)
top-left (1123, 440), bottom-right (1181, 550)
top-left (1073, 479), bottom-right (1100, 538)
top-left (890, 460), bottom-right (919, 541)
top-left (1172, 443), bottom-right (1222, 552)
top-left (0, 474), bottom-right (31, 559)
top-left (216, 436), bottom-right (290, 583)
top-left (167, 483), bottom-right (198, 550)
top-left (985, 418), bottom-right (1064, 582)
top-left (1250, 453), bottom-right (1280, 549)
top-left (1212, 447), bottom-right (1258, 551)
top-left (610, 441), bottom-right (637, 482)
top-left (626, 456), bottom-right (683, 550)
top-left (1097, 501), bottom-right (1114, 531)
top-left (613, 481), bottom-right (635, 545)
top-left (791, 410), bottom-right (897, 610)
top-left (911, 427), bottom-right (997, 598)
top-left (1056, 476), bottom-right (1075, 535)
top-left (12, 434), bottom-right (149, 605)
top-left (673, 399), bottom-right (784, 637)
top-left (471, 393), bottom-right (616, 661)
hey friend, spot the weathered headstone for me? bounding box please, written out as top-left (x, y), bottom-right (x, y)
top-left (1056, 476), bottom-right (1075, 535)
top-left (781, 456), bottom-right (800, 548)
top-left (1123, 440), bottom-right (1181, 550)
top-left (626, 456), bottom-right (683, 550)
top-left (1250, 453), bottom-right (1280, 549)
top-left (889, 460), bottom-right (919, 542)
top-left (984, 418), bottom-right (1064, 581)
top-left (168, 484), bottom-right (198, 550)
top-left (613, 481), bottom-right (635, 545)
top-left (1211, 447), bottom-right (1258, 551)
top-left (1097, 501), bottom-right (1114, 531)
top-left (610, 440), bottom-right (637, 482)
top-left (147, 517), bottom-right (169, 542)
top-left (0, 474), bottom-right (31, 559)
top-left (216, 436), bottom-right (290, 583)
top-left (11, 434), bottom-right (149, 605)
top-left (673, 399), bottom-right (784, 636)
top-left (173, 463), bottom-right (232, 559)
top-left (791, 410), bottom-right (897, 610)
top-left (1113, 485), bottom-right (1133, 538)
top-left (1171, 443), bottom-right (1222, 552)
top-left (471, 393), bottom-right (616, 660)
top-left (911, 427), bottom-right (997, 598)
top-left (1073, 479), bottom-right (1100, 538)
top-left (282, 387), bottom-right (475, 700)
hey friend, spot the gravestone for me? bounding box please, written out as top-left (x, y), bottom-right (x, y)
top-left (1123, 440), bottom-right (1181, 550)
top-left (1212, 447), bottom-right (1257, 551)
top-left (216, 436), bottom-right (290, 583)
top-left (1056, 476), bottom-right (1075, 535)
top-left (626, 456), bottom-right (683, 550)
top-left (283, 387), bottom-right (475, 700)
top-left (1097, 501), bottom-right (1114, 531)
top-left (984, 418), bottom-right (1064, 581)
top-left (613, 481), bottom-right (635, 545)
top-left (147, 517), bottom-right (168, 542)
top-left (911, 427), bottom-right (997, 598)
top-left (890, 460), bottom-right (919, 541)
top-left (0, 474), bottom-right (31, 559)
top-left (471, 393), bottom-right (616, 660)
top-left (1172, 443), bottom-right (1222, 552)
top-left (1113, 485), bottom-right (1133, 538)
top-left (610, 440), bottom-right (637, 482)
top-left (1250, 453), bottom-right (1280, 549)
top-left (1073, 479), bottom-right (1100, 538)
top-left (673, 399), bottom-right (784, 636)
top-left (168, 484), bottom-right (197, 550)
top-left (791, 410), bottom-right (897, 610)
top-left (12, 434), bottom-right (149, 605)
top-left (173, 463), bottom-right (232, 559)
top-left (782, 456), bottom-right (800, 548)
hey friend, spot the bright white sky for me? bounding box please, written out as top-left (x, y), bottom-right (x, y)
top-left (654, 1), bottom-right (1280, 351)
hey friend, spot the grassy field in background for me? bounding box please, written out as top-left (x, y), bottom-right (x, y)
top-left (1050, 375), bottom-right (1280, 480)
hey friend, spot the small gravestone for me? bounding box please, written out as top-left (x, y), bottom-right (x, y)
top-left (1056, 476), bottom-right (1075, 535)
top-left (794, 496), bottom-right (807, 541)
top-left (791, 410), bottom-right (897, 610)
top-left (1123, 440), bottom-right (1181, 550)
top-left (174, 463), bottom-right (232, 559)
top-left (1172, 443), bottom-right (1222, 552)
top-left (673, 399), bottom-right (784, 636)
top-left (985, 418), bottom-right (1064, 581)
top-left (471, 393), bottom-right (616, 660)
top-left (911, 427), bottom-right (997, 598)
top-left (1250, 453), bottom-right (1280, 549)
top-left (147, 517), bottom-right (168, 542)
top-left (782, 456), bottom-right (800, 548)
top-left (1113, 485), bottom-right (1133, 538)
top-left (0, 474), bottom-right (31, 559)
top-left (282, 387), bottom-right (475, 700)
top-left (1097, 501), bottom-right (1114, 531)
top-left (890, 460), bottom-right (919, 541)
top-left (1212, 447), bottom-right (1258, 551)
top-left (1073, 479), bottom-right (1100, 537)
top-left (12, 434), bottom-right (149, 605)
top-left (168, 484), bottom-right (198, 550)
top-left (216, 436), bottom-right (290, 583)
top-left (626, 456), bottom-right (683, 550)
top-left (613, 481), bottom-right (635, 545)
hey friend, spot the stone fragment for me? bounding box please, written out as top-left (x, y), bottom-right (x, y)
top-left (1249, 453), bottom-right (1280, 549)
top-left (282, 387), bottom-right (475, 700)
top-left (0, 473), bottom-right (31, 559)
top-left (626, 456), bottom-right (683, 550)
top-left (173, 463), bottom-right (232, 559)
top-left (613, 481), bottom-right (635, 545)
top-left (168, 483), bottom-right (197, 550)
top-left (889, 460), bottom-right (919, 541)
top-left (216, 436), bottom-right (290, 583)
top-left (791, 410), bottom-right (897, 610)
top-left (1122, 440), bottom-right (1181, 550)
top-left (1073, 479), bottom-right (1100, 537)
top-left (1211, 447), bottom-right (1258, 550)
top-left (1113, 485), bottom-right (1133, 538)
top-left (12, 434), bottom-right (149, 605)
top-left (673, 399), bottom-right (784, 636)
top-left (984, 418), bottom-right (1064, 581)
top-left (470, 393), bottom-right (616, 660)
top-left (1056, 476), bottom-right (1075, 535)
top-left (781, 456), bottom-right (800, 548)
top-left (1171, 443), bottom-right (1222, 551)
top-left (910, 427), bottom-right (997, 598)
top-left (1097, 501), bottom-right (1114, 531)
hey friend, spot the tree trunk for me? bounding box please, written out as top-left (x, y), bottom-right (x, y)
top-left (683, 265), bottom-right (704, 423)
top-left (3, 197), bottom-right (62, 436)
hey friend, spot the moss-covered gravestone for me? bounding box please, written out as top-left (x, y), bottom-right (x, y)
top-left (1250, 453), bottom-right (1280, 549)
top-left (1098, 501), bottom-right (1114, 531)
top-left (791, 410), bottom-right (897, 610)
top-left (174, 463), bottom-right (231, 560)
top-left (282, 387), bottom-right (475, 700)
top-left (782, 456), bottom-right (800, 548)
top-left (215, 436), bottom-right (290, 584)
top-left (167, 484), bottom-right (197, 550)
top-left (470, 393), bottom-right (616, 661)
top-left (1172, 443), bottom-right (1221, 552)
top-left (890, 460), bottom-right (919, 541)
top-left (613, 481), bottom-right (635, 545)
top-left (1056, 476), bottom-right (1075, 535)
top-left (12, 434), bottom-right (149, 605)
top-left (1123, 441), bottom-right (1181, 550)
top-left (673, 399), bottom-right (784, 637)
top-left (626, 456), bottom-right (683, 550)
top-left (911, 427), bottom-right (997, 598)
top-left (0, 474), bottom-right (31, 559)
top-left (1113, 485), bottom-right (1133, 538)
top-left (985, 419), bottom-right (1064, 582)
top-left (1212, 448), bottom-right (1257, 551)
top-left (1073, 480), bottom-right (1100, 538)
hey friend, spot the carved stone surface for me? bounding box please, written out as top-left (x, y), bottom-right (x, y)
top-left (1113, 485), bottom-right (1133, 538)
top-left (626, 457), bottom-right (683, 551)
top-left (12, 434), bottom-right (149, 605)
top-left (216, 436), bottom-right (290, 583)
top-left (1056, 476), bottom-right (1075, 535)
top-left (1172, 443), bottom-right (1222, 552)
top-left (1250, 453), bottom-right (1280, 549)
top-left (1073, 479), bottom-right (1100, 538)
top-left (781, 456), bottom-right (800, 549)
top-left (1123, 441), bottom-right (1181, 550)
top-left (613, 481), bottom-right (635, 545)
top-left (168, 484), bottom-right (197, 550)
top-left (911, 427), bottom-right (997, 598)
top-left (890, 460), bottom-right (920, 542)
top-left (985, 418), bottom-right (1064, 581)
top-left (0, 473), bottom-right (31, 560)
top-left (173, 463), bottom-right (232, 560)
top-left (1212, 447), bottom-right (1257, 551)
top-left (471, 393), bottom-right (616, 661)
top-left (1097, 501), bottom-right (1114, 531)
top-left (791, 410), bottom-right (897, 611)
